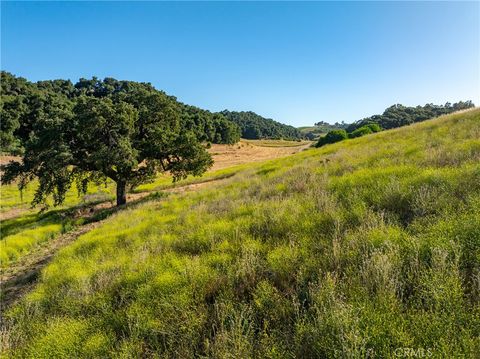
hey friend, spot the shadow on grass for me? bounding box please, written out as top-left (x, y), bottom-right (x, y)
top-left (0, 190), bottom-right (168, 239)
top-left (0, 191), bottom-right (169, 313)
top-left (1, 197), bottom-right (111, 238)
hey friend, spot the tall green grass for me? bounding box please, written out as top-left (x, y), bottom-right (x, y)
top-left (133, 163), bottom-right (247, 193)
top-left (0, 208), bottom-right (89, 268)
top-left (2, 109), bottom-right (480, 357)
top-left (0, 182), bottom-right (115, 268)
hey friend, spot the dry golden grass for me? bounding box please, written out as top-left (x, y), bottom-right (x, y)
top-left (208, 140), bottom-right (312, 171)
top-left (0, 156), bottom-right (20, 166)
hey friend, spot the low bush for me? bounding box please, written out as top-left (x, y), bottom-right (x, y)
top-left (348, 123), bottom-right (382, 139)
top-left (315, 129), bottom-right (348, 147)
top-left (349, 125), bottom-right (373, 138)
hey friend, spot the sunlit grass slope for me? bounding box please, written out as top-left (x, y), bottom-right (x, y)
top-left (3, 109), bottom-right (480, 357)
top-left (0, 156), bottom-right (249, 268)
top-left (0, 182), bottom-right (115, 267)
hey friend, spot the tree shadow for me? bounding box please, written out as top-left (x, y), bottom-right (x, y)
top-left (0, 191), bottom-right (169, 314)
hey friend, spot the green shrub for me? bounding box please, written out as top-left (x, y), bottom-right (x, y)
top-left (366, 123), bottom-right (382, 132)
top-left (316, 129), bottom-right (348, 147)
top-left (348, 123), bottom-right (382, 138)
top-left (349, 125), bottom-right (373, 138)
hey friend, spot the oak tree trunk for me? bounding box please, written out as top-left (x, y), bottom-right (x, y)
top-left (116, 180), bottom-right (127, 206)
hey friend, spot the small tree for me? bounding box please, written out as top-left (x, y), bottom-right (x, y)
top-left (2, 78), bottom-right (213, 207)
top-left (365, 123), bottom-right (382, 133)
top-left (348, 126), bottom-right (373, 139)
top-left (316, 129), bottom-right (348, 147)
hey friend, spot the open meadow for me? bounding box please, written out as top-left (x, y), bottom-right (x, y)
top-left (0, 139), bottom-right (312, 304)
top-left (1, 109), bottom-right (479, 357)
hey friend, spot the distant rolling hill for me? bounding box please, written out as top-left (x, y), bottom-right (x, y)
top-left (298, 121), bottom-right (348, 140)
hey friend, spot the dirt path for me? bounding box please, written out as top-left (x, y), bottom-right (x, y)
top-left (0, 207), bottom-right (28, 221)
top-left (0, 221), bottom-right (102, 312)
top-left (0, 177), bottom-right (228, 313)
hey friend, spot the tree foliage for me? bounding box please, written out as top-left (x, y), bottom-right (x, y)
top-left (0, 72), bottom-right (241, 154)
top-left (1, 75), bottom-right (213, 207)
top-left (347, 102), bottom-right (474, 132)
top-left (179, 104), bottom-right (240, 144)
top-left (348, 123), bottom-right (382, 139)
top-left (317, 102), bottom-right (474, 148)
top-left (220, 110), bottom-right (303, 140)
top-left (0, 72), bottom-right (39, 153)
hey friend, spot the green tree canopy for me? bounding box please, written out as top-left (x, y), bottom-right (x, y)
top-left (2, 77), bottom-right (213, 207)
top-left (0, 72), bottom-right (241, 155)
top-left (0, 72), bottom-right (36, 153)
top-left (348, 123), bottom-right (382, 139)
top-left (179, 104), bottom-right (240, 144)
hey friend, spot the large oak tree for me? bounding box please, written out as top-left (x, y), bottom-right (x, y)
top-left (2, 78), bottom-right (213, 207)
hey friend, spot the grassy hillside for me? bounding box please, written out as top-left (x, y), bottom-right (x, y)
top-left (0, 141), bottom-right (308, 269)
top-left (0, 183), bottom-right (115, 267)
top-left (3, 109), bottom-right (480, 357)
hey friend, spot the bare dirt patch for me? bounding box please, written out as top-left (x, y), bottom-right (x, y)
top-left (0, 207), bottom-right (28, 221)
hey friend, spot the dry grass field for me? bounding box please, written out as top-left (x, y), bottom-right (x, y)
top-left (208, 140), bottom-right (312, 171)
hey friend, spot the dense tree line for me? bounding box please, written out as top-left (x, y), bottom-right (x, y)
top-left (346, 102), bottom-right (474, 132)
top-left (0, 72), bottom-right (241, 154)
top-left (316, 101), bottom-right (474, 148)
top-left (220, 110), bottom-right (303, 140)
top-left (179, 103), bottom-right (240, 145)
top-left (0, 72), bottom-right (38, 153)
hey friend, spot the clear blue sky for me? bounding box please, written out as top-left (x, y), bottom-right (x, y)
top-left (1, 1), bottom-right (479, 126)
